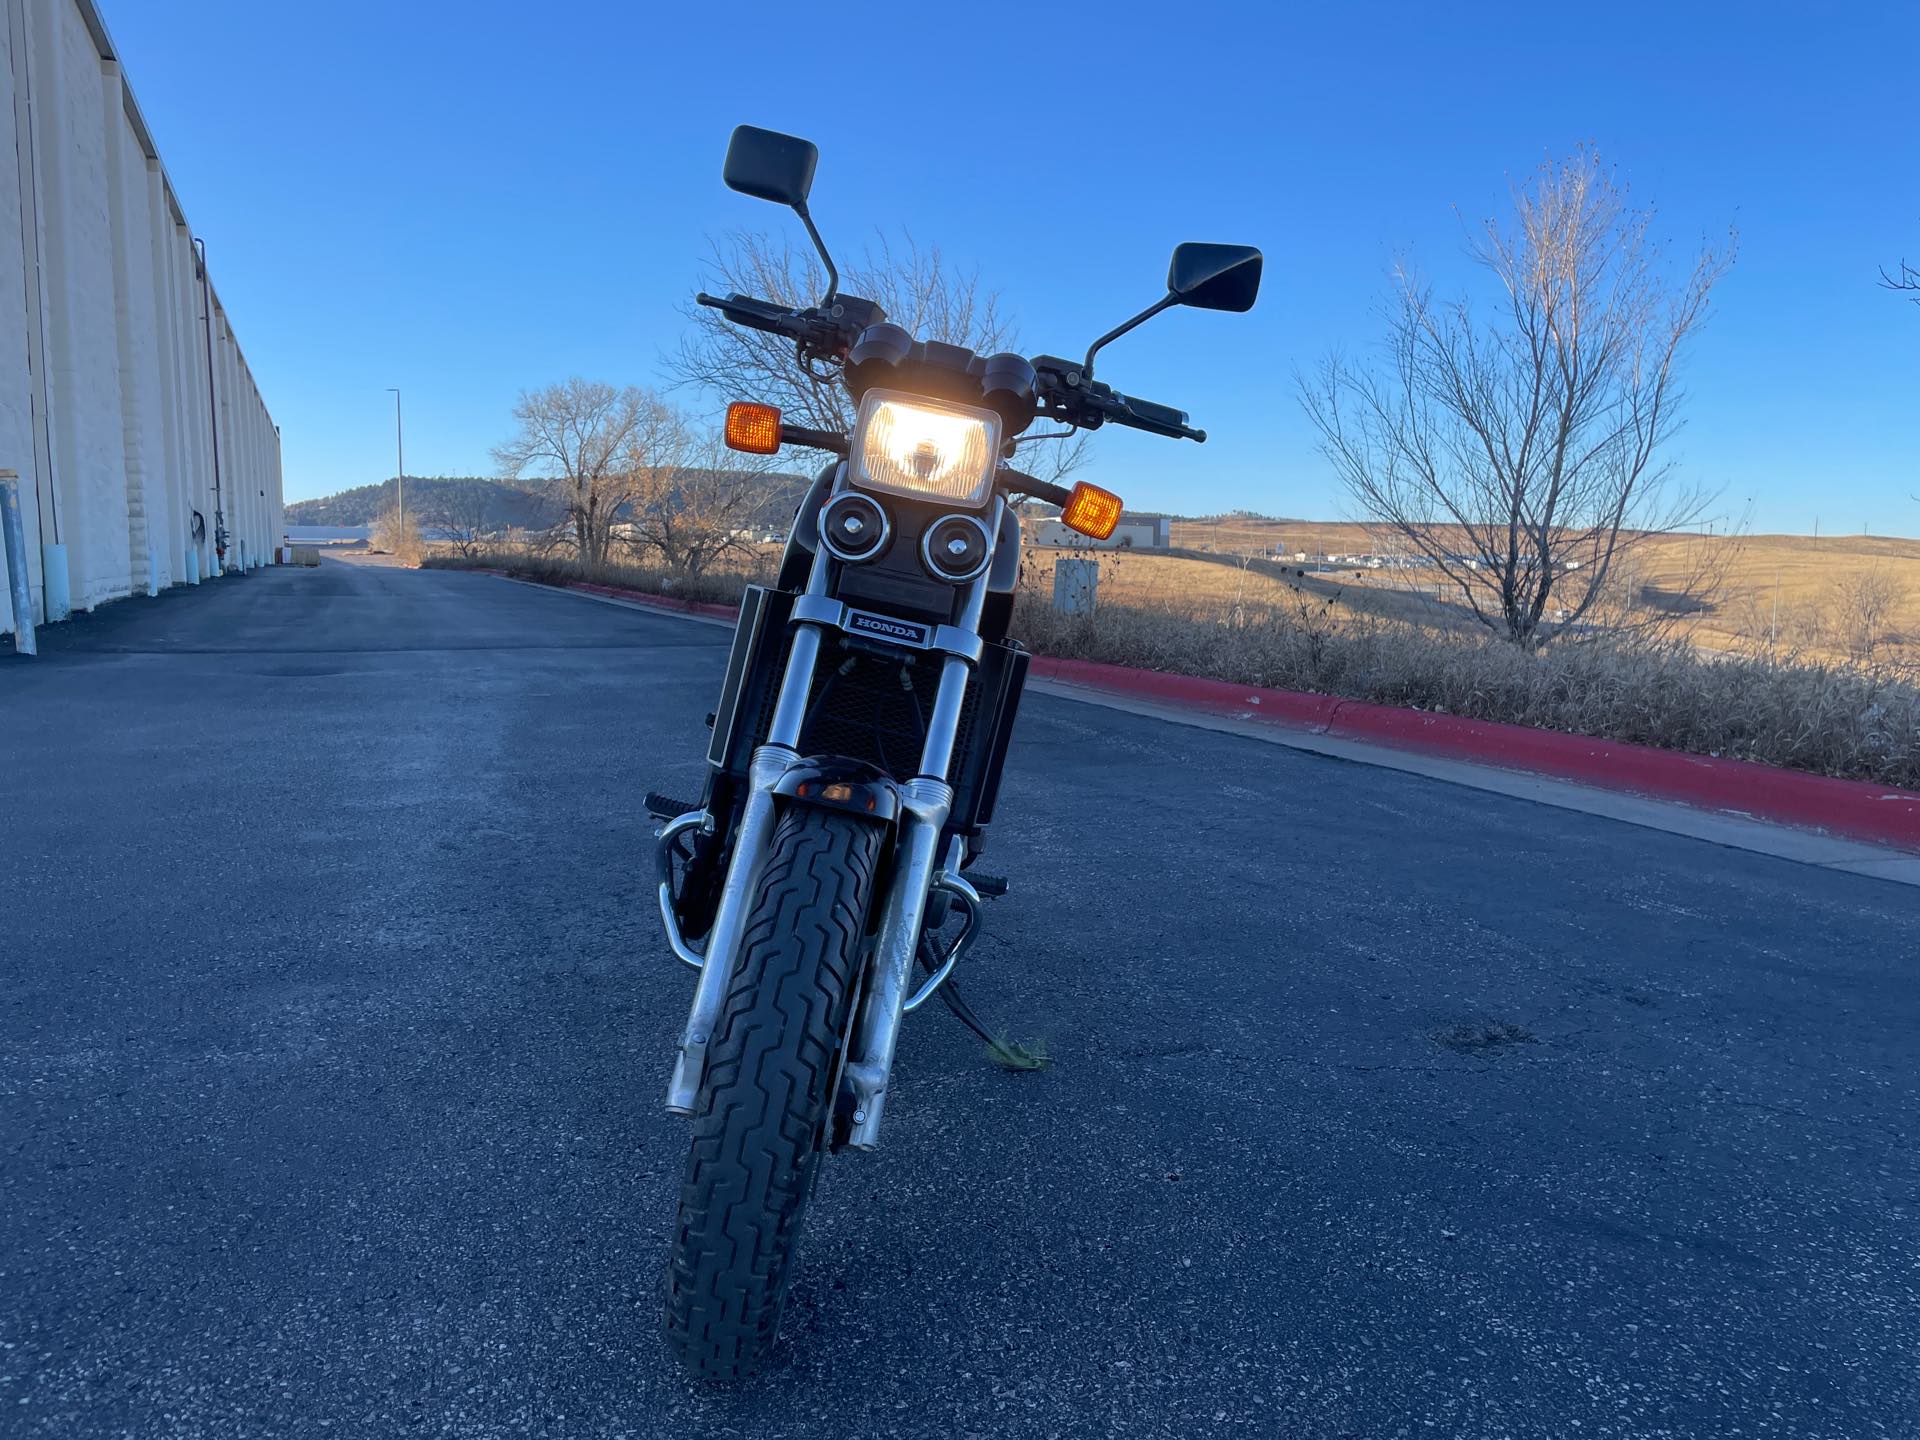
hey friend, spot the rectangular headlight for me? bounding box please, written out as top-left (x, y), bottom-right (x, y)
top-left (849, 389), bottom-right (1001, 508)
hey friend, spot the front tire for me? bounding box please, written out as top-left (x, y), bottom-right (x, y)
top-left (662, 805), bottom-right (883, 1380)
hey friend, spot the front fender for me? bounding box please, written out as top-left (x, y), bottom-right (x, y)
top-left (773, 755), bottom-right (902, 825)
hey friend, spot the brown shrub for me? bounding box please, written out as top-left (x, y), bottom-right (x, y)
top-left (425, 546), bottom-right (768, 608)
top-left (1015, 591), bottom-right (1920, 788)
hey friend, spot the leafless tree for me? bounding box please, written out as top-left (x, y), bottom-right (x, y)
top-left (671, 229), bottom-right (1092, 486)
top-left (508, 522), bottom-right (572, 563)
top-left (1731, 577), bottom-right (1825, 667)
top-left (431, 481), bottom-right (500, 559)
top-left (493, 380), bottom-right (673, 564)
top-left (617, 418), bottom-right (778, 578)
top-left (1299, 151), bottom-right (1735, 647)
top-left (1824, 568), bottom-right (1909, 663)
top-left (1881, 257), bottom-right (1920, 304)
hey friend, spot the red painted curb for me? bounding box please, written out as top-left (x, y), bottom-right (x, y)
top-left (477, 568), bottom-right (741, 621)
top-left (484, 571), bottom-right (1920, 854)
top-left (563, 581), bottom-right (738, 620)
top-left (1031, 654), bottom-right (1920, 854)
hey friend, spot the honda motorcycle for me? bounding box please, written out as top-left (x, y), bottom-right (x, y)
top-left (649, 125), bottom-right (1260, 1379)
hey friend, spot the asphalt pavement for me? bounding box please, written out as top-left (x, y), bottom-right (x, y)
top-left (3, 558), bottom-right (1915, 1439)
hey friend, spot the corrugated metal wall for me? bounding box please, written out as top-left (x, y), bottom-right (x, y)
top-left (1, 0), bottom-right (282, 638)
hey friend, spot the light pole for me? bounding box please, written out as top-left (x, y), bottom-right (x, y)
top-left (387, 388), bottom-right (405, 535)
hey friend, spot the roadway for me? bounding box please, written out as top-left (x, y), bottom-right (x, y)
top-left (3, 558), bottom-right (1915, 1438)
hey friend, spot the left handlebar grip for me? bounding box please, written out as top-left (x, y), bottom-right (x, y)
top-left (695, 292), bottom-right (797, 336)
top-left (998, 468), bottom-right (1074, 508)
top-left (1120, 394), bottom-right (1204, 440)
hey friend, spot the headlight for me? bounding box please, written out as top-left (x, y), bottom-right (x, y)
top-left (849, 389), bottom-right (1001, 508)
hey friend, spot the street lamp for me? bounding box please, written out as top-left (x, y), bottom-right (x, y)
top-left (386, 388), bottom-right (405, 534)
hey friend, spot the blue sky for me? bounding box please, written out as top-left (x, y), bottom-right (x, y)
top-left (109, 0), bottom-right (1916, 532)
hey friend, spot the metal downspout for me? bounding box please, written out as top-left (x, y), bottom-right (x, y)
top-left (193, 237), bottom-right (225, 568)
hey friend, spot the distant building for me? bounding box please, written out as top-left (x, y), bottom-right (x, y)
top-left (1, 0), bottom-right (284, 642)
top-left (1031, 515), bottom-right (1172, 550)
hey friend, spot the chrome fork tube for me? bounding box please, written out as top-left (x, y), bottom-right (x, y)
top-left (663, 545), bottom-right (833, 1115)
top-left (664, 745), bottom-right (789, 1114)
top-left (915, 654), bottom-right (973, 779)
top-left (842, 776), bottom-right (951, 1149)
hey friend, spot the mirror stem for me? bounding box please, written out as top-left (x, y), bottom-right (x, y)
top-left (795, 203), bottom-right (839, 307)
top-left (1084, 293), bottom-right (1174, 376)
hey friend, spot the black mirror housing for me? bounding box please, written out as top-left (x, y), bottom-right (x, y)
top-left (723, 125), bottom-right (818, 209)
top-left (1167, 243), bottom-right (1263, 313)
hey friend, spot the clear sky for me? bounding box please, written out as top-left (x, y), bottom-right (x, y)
top-left (107, 0), bottom-right (1916, 533)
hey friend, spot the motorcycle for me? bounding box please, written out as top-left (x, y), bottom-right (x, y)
top-left (649, 125), bottom-right (1261, 1379)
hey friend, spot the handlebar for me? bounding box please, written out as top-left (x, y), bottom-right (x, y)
top-left (696, 291), bottom-right (810, 339)
top-left (700, 297), bottom-right (1207, 443)
top-left (997, 468), bottom-right (1073, 508)
top-left (1080, 382), bottom-right (1206, 442)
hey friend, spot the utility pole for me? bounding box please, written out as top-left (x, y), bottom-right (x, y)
top-left (387, 388), bottom-right (405, 534)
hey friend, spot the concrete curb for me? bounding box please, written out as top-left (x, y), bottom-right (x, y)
top-left (474, 569), bottom-right (739, 621)
top-left (483, 569), bottom-right (1920, 856)
top-left (561, 580), bottom-right (738, 621)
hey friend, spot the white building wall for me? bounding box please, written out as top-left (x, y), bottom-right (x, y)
top-left (0, 2), bottom-right (47, 614)
top-left (1031, 517), bottom-right (1170, 550)
top-left (1, 0), bottom-right (281, 639)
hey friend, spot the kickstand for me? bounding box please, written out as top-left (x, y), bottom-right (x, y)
top-left (916, 934), bottom-right (1050, 1072)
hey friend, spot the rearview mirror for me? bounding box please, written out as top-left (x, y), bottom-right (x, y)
top-left (723, 125), bottom-right (817, 209)
top-left (1084, 240), bottom-right (1264, 373)
top-left (1167, 243), bottom-right (1263, 313)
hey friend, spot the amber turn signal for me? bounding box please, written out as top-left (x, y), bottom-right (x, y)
top-left (1060, 481), bottom-right (1123, 540)
top-left (725, 401), bottom-right (781, 455)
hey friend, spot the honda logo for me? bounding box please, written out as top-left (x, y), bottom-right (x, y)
top-left (845, 610), bottom-right (931, 647)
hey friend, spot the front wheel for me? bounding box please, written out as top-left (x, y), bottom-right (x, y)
top-left (662, 805), bottom-right (883, 1380)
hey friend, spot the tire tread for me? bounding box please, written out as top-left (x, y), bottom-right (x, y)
top-left (662, 806), bottom-right (881, 1380)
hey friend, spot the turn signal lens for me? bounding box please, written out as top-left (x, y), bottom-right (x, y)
top-left (725, 401), bottom-right (781, 455)
top-left (1061, 481), bottom-right (1123, 540)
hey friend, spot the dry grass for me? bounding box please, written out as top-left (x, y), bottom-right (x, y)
top-left (1021, 544), bottom-right (1478, 631)
top-left (430, 545), bottom-right (772, 607)
top-left (1168, 517), bottom-right (1920, 662)
top-left (1015, 591), bottom-right (1920, 788)
top-left (427, 543), bottom-right (1920, 790)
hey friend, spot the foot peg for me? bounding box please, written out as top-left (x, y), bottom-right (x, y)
top-left (967, 872), bottom-right (1010, 898)
top-left (646, 791), bottom-right (699, 823)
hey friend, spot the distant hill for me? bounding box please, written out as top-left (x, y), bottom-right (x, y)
top-left (286, 477), bottom-right (557, 529)
top-left (287, 470), bottom-right (815, 530)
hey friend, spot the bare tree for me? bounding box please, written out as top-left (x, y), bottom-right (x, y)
top-left (1881, 257), bottom-right (1920, 304)
top-left (431, 481), bottom-right (501, 559)
top-left (1300, 151), bottom-right (1734, 647)
top-left (493, 380), bottom-right (671, 564)
top-left (1825, 568), bottom-right (1909, 663)
top-left (671, 229), bottom-right (1091, 485)
top-left (618, 417), bottom-right (777, 578)
top-left (1731, 575), bottom-right (1829, 667)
